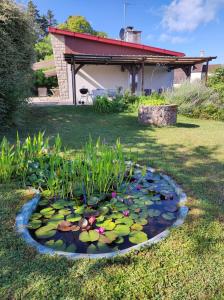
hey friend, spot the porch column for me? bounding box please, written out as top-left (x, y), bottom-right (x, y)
top-left (50, 34), bottom-right (70, 102)
top-left (141, 61), bottom-right (145, 95)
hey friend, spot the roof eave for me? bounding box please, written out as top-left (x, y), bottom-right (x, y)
top-left (48, 27), bottom-right (185, 57)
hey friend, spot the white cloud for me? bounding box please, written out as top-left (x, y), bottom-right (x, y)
top-left (162, 0), bottom-right (224, 32)
top-left (159, 33), bottom-right (187, 44)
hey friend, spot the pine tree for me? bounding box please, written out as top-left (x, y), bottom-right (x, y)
top-left (46, 10), bottom-right (57, 27)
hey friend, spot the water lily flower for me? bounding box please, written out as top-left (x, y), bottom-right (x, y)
top-left (96, 227), bottom-right (105, 234)
top-left (88, 216), bottom-right (96, 225)
top-left (123, 210), bottom-right (130, 217)
top-left (111, 191), bottom-right (117, 198)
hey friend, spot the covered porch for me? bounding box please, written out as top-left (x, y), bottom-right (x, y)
top-left (64, 54), bottom-right (216, 105)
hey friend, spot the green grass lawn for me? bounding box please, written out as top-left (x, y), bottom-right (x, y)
top-left (0, 106), bottom-right (224, 300)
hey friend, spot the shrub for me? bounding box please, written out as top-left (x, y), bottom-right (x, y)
top-left (164, 80), bottom-right (224, 121)
top-left (33, 70), bottom-right (58, 94)
top-left (0, 0), bottom-right (35, 126)
top-left (138, 93), bottom-right (167, 106)
top-left (93, 96), bottom-right (126, 113)
top-left (208, 67), bottom-right (224, 102)
top-left (191, 105), bottom-right (224, 121)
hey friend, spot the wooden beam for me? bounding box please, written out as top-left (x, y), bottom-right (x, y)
top-left (71, 60), bottom-right (77, 105)
top-left (141, 61), bottom-right (145, 95)
top-left (205, 61), bottom-right (209, 85)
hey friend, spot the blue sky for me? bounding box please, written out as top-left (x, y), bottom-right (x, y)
top-left (18, 0), bottom-right (224, 63)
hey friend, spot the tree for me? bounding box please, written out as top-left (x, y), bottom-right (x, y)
top-left (46, 10), bottom-right (57, 27)
top-left (58, 16), bottom-right (107, 37)
top-left (0, 0), bottom-right (35, 126)
top-left (35, 35), bottom-right (53, 61)
top-left (27, 0), bottom-right (41, 41)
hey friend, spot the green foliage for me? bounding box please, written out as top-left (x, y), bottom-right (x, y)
top-left (33, 70), bottom-right (58, 93)
top-left (208, 67), bottom-right (224, 101)
top-left (93, 96), bottom-right (126, 113)
top-left (164, 80), bottom-right (224, 121)
top-left (138, 93), bottom-right (167, 106)
top-left (27, 1), bottom-right (57, 41)
top-left (34, 35), bottom-right (53, 61)
top-left (0, 138), bottom-right (14, 183)
top-left (0, 133), bottom-right (134, 199)
top-left (58, 15), bottom-right (107, 37)
top-left (190, 104), bottom-right (224, 121)
top-left (0, 0), bottom-right (35, 126)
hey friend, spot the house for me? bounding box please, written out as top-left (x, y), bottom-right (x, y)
top-left (49, 26), bottom-right (216, 104)
top-left (174, 63), bottom-right (222, 87)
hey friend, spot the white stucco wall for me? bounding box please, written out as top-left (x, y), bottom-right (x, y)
top-left (67, 64), bottom-right (174, 104)
top-left (190, 72), bottom-right (202, 82)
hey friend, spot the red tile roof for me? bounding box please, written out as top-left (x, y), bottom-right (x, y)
top-left (49, 27), bottom-right (185, 57)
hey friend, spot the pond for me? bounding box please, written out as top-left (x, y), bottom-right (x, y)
top-left (27, 165), bottom-right (185, 255)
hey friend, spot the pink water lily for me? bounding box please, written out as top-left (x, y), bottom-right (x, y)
top-left (123, 210), bottom-right (130, 217)
top-left (96, 227), bottom-right (105, 234)
top-left (136, 185), bottom-right (142, 190)
top-left (88, 216), bottom-right (96, 225)
top-left (111, 191), bottom-right (117, 198)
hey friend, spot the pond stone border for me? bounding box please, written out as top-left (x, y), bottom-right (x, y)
top-left (15, 166), bottom-right (188, 260)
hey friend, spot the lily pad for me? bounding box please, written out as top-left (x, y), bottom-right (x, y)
top-left (96, 219), bottom-right (116, 231)
top-left (57, 221), bottom-right (73, 232)
top-left (115, 236), bottom-right (124, 244)
top-left (87, 196), bottom-right (99, 206)
top-left (40, 207), bottom-right (54, 215)
top-left (99, 206), bottom-right (109, 215)
top-left (65, 244), bottom-right (77, 253)
top-left (129, 231), bottom-right (148, 244)
top-left (104, 231), bottom-right (118, 243)
top-left (51, 202), bottom-right (66, 209)
top-left (151, 195), bottom-right (161, 201)
top-left (66, 214), bottom-right (82, 222)
top-left (79, 230), bottom-right (100, 242)
top-left (35, 225), bottom-right (56, 239)
top-left (87, 244), bottom-right (98, 254)
top-left (110, 212), bottom-right (123, 219)
top-left (115, 217), bottom-right (133, 226)
top-left (30, 213), bottom-right (42, 220)
top-left (96, 215), bottom-right (105, 222)
top-left (97, 242), bottom-right (112, 253)
top-left (38, 199), bottom-right (49, 206)
top-left (58, 209), bottom-right (71, 216)
top-left (148, 209), bottom-right (161, 217)
top-left (45, 239), bottom-right (66, 251)
top-left (162, 212), bottom-right (176, 220)
top-left (28, 219), bottom-right (42, 229)
top-left (50, 214), bottom-right (64, 220)
top-left (135, 218), bottom-right (148, 226)
top-left (74, 205), bottom-right (85, 214)
top-left (131, 223), bottom-right (143, 231)
top-left (114, 224), bottom-right (130, 236)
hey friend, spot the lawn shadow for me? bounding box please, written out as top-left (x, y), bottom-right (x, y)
top-left (175, 122), bottom-right (200, 128)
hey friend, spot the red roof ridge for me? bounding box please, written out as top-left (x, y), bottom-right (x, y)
top-left (49, 27), bottom-right (185, 57)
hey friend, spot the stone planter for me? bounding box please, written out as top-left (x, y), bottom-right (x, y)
top-left (138, 104), bottom-right (178, 126)
top-left (38, 87), bottom-right (48, 97)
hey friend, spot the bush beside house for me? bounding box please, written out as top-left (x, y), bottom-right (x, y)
top-left (0, 0), bottom-right (35, 126)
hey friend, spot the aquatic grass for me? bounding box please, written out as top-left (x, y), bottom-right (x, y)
top-left (0, 137), bottom-right (14, 183)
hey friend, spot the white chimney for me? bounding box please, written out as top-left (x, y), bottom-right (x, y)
top-left (124, 26), bottom-right (142, 44)
top-left (200, 50), bottom-right (205, 57)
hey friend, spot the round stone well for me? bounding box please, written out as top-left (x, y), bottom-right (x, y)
top-left (138, 104), bottom-right (178, 126)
